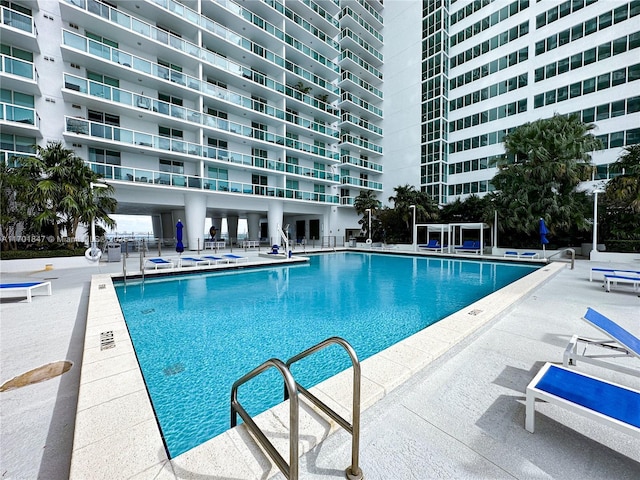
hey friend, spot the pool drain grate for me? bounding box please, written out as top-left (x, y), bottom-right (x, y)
top-left (100, 331), bottom-right (115, 350)
top-left (141, 308), bottom-right (155, 315)
top-left (163, 363), bottom-right (185, 376)
top-left (468, 309), bottom-right (483, 316)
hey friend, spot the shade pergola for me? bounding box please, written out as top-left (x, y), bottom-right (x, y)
top-left (415, 223), bottom-right (449, 251)
top-left (448, 222), bottom-right (491, 253)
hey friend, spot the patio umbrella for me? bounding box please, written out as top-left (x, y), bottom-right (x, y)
top-left (176, 219), bottom-right (184, 255)
top-left (539, 218), bottom-right (549, 257)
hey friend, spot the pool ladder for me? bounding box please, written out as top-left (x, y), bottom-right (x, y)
top-left (230, 336), bottom-right (364, 480)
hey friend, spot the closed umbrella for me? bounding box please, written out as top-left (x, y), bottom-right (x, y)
top-left (539, 218), bottom-right (549, 257)
top-left (176, 219), bottom-right (184, 255)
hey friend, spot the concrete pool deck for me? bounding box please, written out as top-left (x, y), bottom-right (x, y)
top-left (1, 250), bottom-right (638, 479)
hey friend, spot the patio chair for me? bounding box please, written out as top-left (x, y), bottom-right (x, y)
top-left (145, 258), bottom-right (174, 269)
top-left (454, 240), bottom-right (481, 254)
top-left (604, 274), bottom-right (640, 293)
top-left (525, 362), bottom-right (640, 438)
top-left (179, 257), bottom-right (211, 267)
top-left (224, 254), bottom-right (249, 263)
top-left (563, 307), bottom-right (639, 376)
top-left (203, 255), bottom-right (229, 264)
top-left (419, 239), bottom-right (442, 251)
top-left (0, 281), bottom-right (52, 302)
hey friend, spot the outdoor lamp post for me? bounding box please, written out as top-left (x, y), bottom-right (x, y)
top-left (365, 208), bottom-right (371, 244)
top-left (90, 181), bottom-right (108, 259)
top-left (591, 189), bottom-right (604, 259)
top-left (409, 204), bottom-right (416, 251)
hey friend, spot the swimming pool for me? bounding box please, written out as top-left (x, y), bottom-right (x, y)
top-left (115, 252), bottom-right (538, 457)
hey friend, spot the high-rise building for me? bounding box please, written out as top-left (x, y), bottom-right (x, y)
top-left (1, 1), bottom-right (638, 248)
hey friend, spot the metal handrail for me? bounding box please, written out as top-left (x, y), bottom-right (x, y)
top-left (230, 358), bottom-right (299, 479)
top-left (285, 337), bottom-right (363, 480)
top-left (547, 248), bottom-right (575, 269)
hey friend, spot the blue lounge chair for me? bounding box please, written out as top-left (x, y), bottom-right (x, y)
top-left (504, 251), bottom-right (539, 259)
top-left (525, 362), bottom-right (640, 438)
top-left (563, 307), bottom-right (640, 376)
top-left (203, 255), bottom-right (229, 264)
top-left (224, 254), bottom-right (249, 263)
top-left (179, 257), bottom-right (211, 267)
top-left (145, 258), bottom-right (174, 269)
top-left (589, 267), bottom-right (640, 282)
top-left (0, 281), bottom-right (52, 302)
top-left (454, 240), bottom-right (481, 254)
top-left (418, 239), bottom-right (443, 251)
top-left (604, 274), bottom-right (640, 293)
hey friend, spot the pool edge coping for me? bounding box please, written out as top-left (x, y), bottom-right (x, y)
top-left (69, 259), bottom-right (566, 479)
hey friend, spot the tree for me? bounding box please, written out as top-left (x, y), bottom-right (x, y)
top-left (440, 195), bottom-right (491, 224)
top-left (600, 144), bottom-right (640, 250)
top-left (20, 142), bottom-right (117, 242)
top-left (0, 161), bottom-right (31, 250)
top-left (385, 185), bottom-right (439, 242)
top-left (354, 190), bottom-right (381, 239)
top-left (491, 114), bottom-right (600, 245)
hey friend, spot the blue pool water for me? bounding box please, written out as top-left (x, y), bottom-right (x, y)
top-left (115, 252), bottom-right (537, 457)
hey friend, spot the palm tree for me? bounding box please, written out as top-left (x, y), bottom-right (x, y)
top-left (353, 190), bottom-right (380, 239)
top-left (492, 114), bottom-right (600, 241)
top-left (388, 184), bottom-right (439, 233)
top-left (600, 145), bottom-right (640, 249)
top-left (21, 142), bottom-right (117, 241)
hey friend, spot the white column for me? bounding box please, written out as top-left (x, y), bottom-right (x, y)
top-left (227, 215), bottom-right (239, 245)
top-left (267, 201), bottom-right (284, 245)
top-left (183, 193), bottom-right (206, 251)
top-left (247, 212), bottom-right (261, 241)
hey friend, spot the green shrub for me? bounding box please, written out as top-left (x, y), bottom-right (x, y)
top-left (0, 248), bottom-right (86, 260)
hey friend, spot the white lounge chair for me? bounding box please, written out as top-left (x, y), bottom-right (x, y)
top-left (179, 257), bottom-right (211, 267)
top-left (589, 267), bottom-right (640, 281)
top-left (224, 254), bottom-right (249, 263)
top-left (525, 362), bottom-right (640, 438)
top-left (203, 255), bottom-right (229, 264)
top-left (145, 258), bottom-right (174, 269)
top-left (563, 307), bottom-right (640, 376)
top-left (0, 281), bottom-right (52, 302)
top-left (604, 274), bottom-right (640, 293)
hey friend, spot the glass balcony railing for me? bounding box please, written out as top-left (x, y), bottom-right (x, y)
top-left (1, 54), bottom-right (37, 80)
top-left (341, 70), bottom-right (383, 100)
top-left (85, 161), bottom-right (339, 203)
top-left (61, 29), bottom-right (339, 118)
top-left (339, 49), bottom-right (383, 81)
top-left (341, 154), bottom-right (383, 172)
top-left (0, 102), bottom-right (38, 127)
top-left (0, 150), bottom-right (34, 167)
top-left (340, 134), bottom-right (383, 154)
top-left (252, 0), bottom-right (339, 49)
top-left (1, 6), bottom-right (35, 34)
top-left (63, 0), bottom-right (339, 92)
top-left (341, 113), bottom-right (383, 136)
top-left (66, 116), bottom-right (341, 177)
top-left (341, 176), bottom-right (382, 190)
top-left (150, 0), bottom-right (339, 72)
top-left (63, 75), bottom-right (339, 161)
top-left (340, 91), bottom-right (383, 117)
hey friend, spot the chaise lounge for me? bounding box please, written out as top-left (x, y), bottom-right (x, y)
top-left (179, 257), bottom-right (211, 267)
top-left (0, 281), bottom-right (52, 302)
top-left (454, 240), bottom-right (481, 254)
top-left (419, 239), bottom-right (444, 251)
top-left (145, 258), bottom-right (174, 269)
top-left (525, 362), bottom-right (640, 438)
top-left (603, 273), bottom-right (640, 293)
top-left (563, 307), bottom-right (639, 376)
top-left (223, 254), bottom-right (249, 263)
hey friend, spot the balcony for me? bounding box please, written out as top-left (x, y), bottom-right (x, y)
top-left (86, 161), bottom-right (339, 204)
top-left (0, 6), bottom-right (38, 52)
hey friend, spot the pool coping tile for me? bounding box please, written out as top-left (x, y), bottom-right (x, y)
top-left (70, 260), bottom-right (565, 479)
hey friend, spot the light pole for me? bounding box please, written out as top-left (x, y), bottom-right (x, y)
top-left (365, 208), bottom-right (371, 245)
top-left (591, 189), bottom-right (604, 259)
top-left (409, 204), bottom-right (416, 251)
top-left (88, 181), bottom-right (108, 261)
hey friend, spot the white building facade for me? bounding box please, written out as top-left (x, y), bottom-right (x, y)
top-left (1, 0), bottom-right (638, 249)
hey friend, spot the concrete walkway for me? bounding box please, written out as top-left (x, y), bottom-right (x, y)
top-left (1, 253), bottom-right (638, 479)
